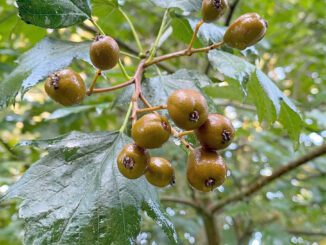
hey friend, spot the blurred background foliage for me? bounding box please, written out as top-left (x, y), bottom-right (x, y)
top-left (0, 0), bottom-right (325, 244)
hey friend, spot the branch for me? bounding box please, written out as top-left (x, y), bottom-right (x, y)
top-left (225, 0), bottom-right (241, 26)
top-left (287, 229), bottom-right (326, 237)
top-left (144, 42), bottom-right (224, 68)
top-left (79, 23), bottom-right (175, 73)
top-left (131, 60), bottom-right (146, 124)
top-left (160, 196), bottom-right (201, 211)
top-left (0, 138), bottom-right (19, 159)
top-left (88, 78), bottom-right (135, 94)
top-left (211, 144), bottom-right (326, 213)
top-left (215, 100), bottom-right (256, 111)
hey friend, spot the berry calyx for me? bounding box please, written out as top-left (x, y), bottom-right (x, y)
top-left (145, 157), bottom-right (175, 187)
top-left (223, 13), bottom-right (268, 50)
top-left (131, 113), bottom-right (171, 149)
top-left (195, 114), bottom-right (235, 150)
top-left (90, 35), bottom-right (120, 70)
top-left (117, 144), bottom-right (150, 179)
top-left (187, 147), bottom-right (227, 192)
top-left (167, 89), bottom-right (208, 130)
top-left (202, 0), bottom-right (229, 23)
top-left (44, 69), bottom-right (86, 106)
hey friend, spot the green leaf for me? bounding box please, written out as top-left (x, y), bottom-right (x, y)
top-left (2, 131), bottom-right (177, 244)
top-left (247, 72), bottom-right (277, 125)
top-left (208, 50), bottom-right (303, 147)
top-left (254, 69), bottom-right (303, 148)
top-left (187, 18), bottom-right (226, 45)
top-left (46, 103), bottom-right (111, 120)
top-left (279, 101), bottom-right (303, 149)
top-left (116, 69), bottom-right (214, 111)
top-left (0, 37), bottom-right (91, 108)
top-left (16, 0), bottom-right (92, 28)
top-left (208, 50), bottom-right (255, 87)
top-left (149, 0), bottom-right (201, 12)
top-left (171, 16), bottom-right (201, 48)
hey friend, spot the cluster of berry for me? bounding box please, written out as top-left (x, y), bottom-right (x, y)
top-left (43, 0), bottom-right (268, 192)
top-left (118, 89), bottom-right (235, 192)
top-left (44, 35), bottom-right (120, 105)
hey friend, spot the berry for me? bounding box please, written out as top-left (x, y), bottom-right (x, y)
top-left (44, 69), bottom-right (86, 106)
top-left (187, 147), bottom-right (227, 192)
top-left (195, 114), bottom-right (235, 150)
top-left (131, 113), bottom-right (171, 149)
top-left (145, 157), bottom-right (175, 187)
top-left (223, 13), bottom-right (268, 50)
top-left (167, 89), bottom-right (208, 130)
top-left (202, 0), bottom-right (229, 23)
top-left (117, 144), bottom-right (149, 179)
top-left (90, 35), bottom-right (120, 70)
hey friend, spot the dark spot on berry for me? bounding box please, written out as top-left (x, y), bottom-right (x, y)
top-left (189, 111), bottom-right (200, 122)
top-left (161, 121), bottom-right (169, 131)
top-left (123, 156), bottom-right (135, 170)
top-left (95, 34), bottom-right (105, 42)
top-left (205, 177), bottom-right (216, 187)
top-left (50, 73), bottom-right (60, 90)
top-left (221, 130), bottom-right (232, 144)
top-left (170, 176), bottom-right (176, 186)
top-left (213, 0), bottom-right (222, 9)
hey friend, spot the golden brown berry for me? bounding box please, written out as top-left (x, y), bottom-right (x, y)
top-left (131, 113), bottom-right (171, 149)
top-left (117, 144), bottom-right (149, 179)
top-left (167, 89), bottom-right (208, 130)
top-left (223, 13), bottom-right (268, 50)
top-left (145, 157), bottom-right (175, 187)
top-left (202, 0), bottom-right (229, 23)
top-left (90, 35), bottom-right (120, 70)
top-left (195, 114), bottom-right (235, 150)
top-left (187, 147), bottom-right (227, 192)
top-left (44, 69), bottom-right (86, 106)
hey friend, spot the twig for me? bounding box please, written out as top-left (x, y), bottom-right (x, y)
top-left (211, 144), bottom-right (326, 213)
top-left (287, 229), bottom-right (326, 237)
top-left (87, 69), bottom-right (102, 96)
top-left (144, 41), bottom-right (224, 67)
top-left (148, 9), bottom-right (170, 62)
top-left (89, 79), bottom-right (134, 94)
top-left (118, 7), bottom-right (144, 55)
top-left (215, 100), bottom-right (256, 111)
top-left (136, 105), bottom-right (167, 114)
top-left (79, 23), bottom-right (175, 73)
top-left (131, 60), bottom-right (146, 124)
top-left (171, 128), bottom-right (194, 151)
top-left (160, 196), bottom-right (201, 210)
top-left (119, 102), bottom-right (133, 133)
top-left (225, 0), bottom-right (241, 26)
top-left (0, 138), bottom-right (19, 159)
top-left (118, 59), bottom-right (131, 79)
top-left (186, 20), bottom-right (204, 54)
top-left (178, 130), bottom-right (194, 138)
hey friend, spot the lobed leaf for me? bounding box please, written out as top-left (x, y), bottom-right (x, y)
top-left (46, 103), bottom-right (111, 120)
top-left (1, 131), bottom-right (177, 244)
top-left (149, 0), bottom-right (201, 12)
top-left (208, 50), bottom-right (303, 147)
top-left (17, 0), bottom-right (92, 28)
top-left (0, 37), bottom-right (91, 108)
